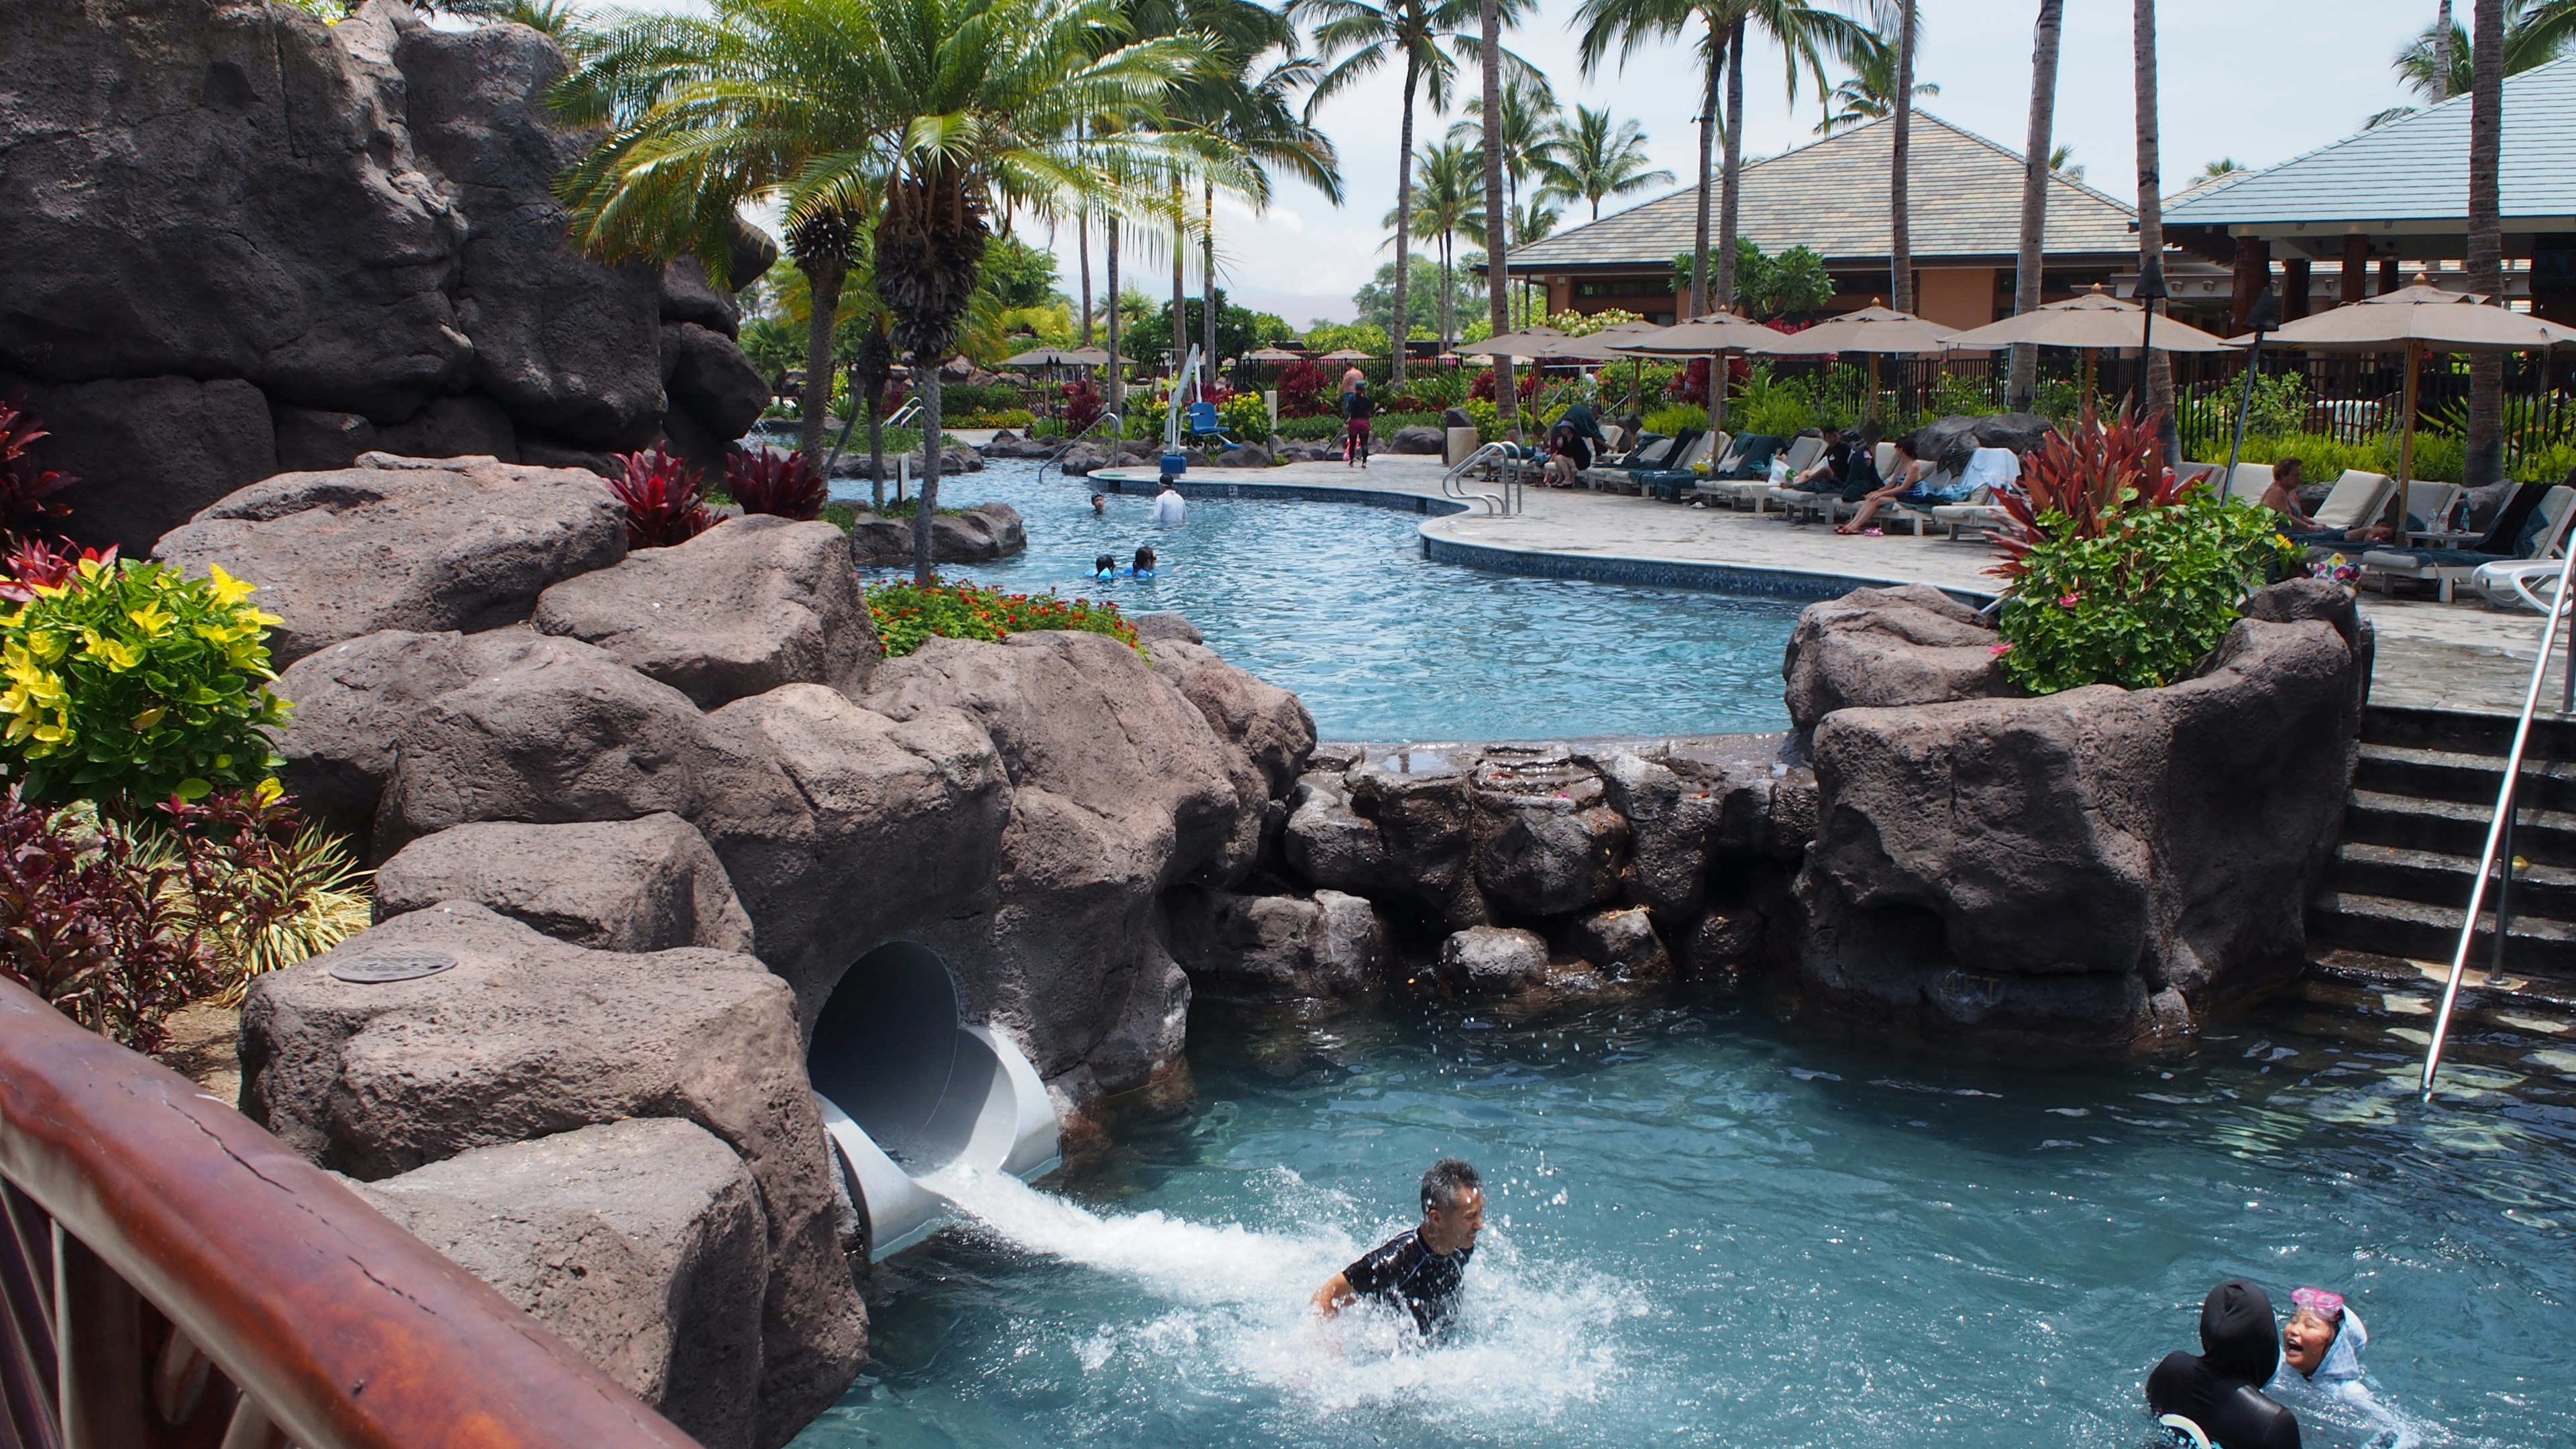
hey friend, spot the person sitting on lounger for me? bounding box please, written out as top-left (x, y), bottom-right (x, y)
top-left (1790, 425), bottom-right (1851, 490)
top-left (2262, 458), bottom-right (2392, 544)
top-left (1837, 437), bottom-right (1936, 534)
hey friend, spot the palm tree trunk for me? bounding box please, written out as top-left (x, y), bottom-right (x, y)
top-left (1390, 51), bottom-right (1421, 387)
top-left (2465, 0), bottom-right (2506, 486)
top-left (2008, 0), bottom-right (2063, 409)
top-left (910, 364), bottom-right (944, 586)
top-left (865, 380), bottom-right (885, 513)
top-left (1891, 0), bottom-right (1917, 313)
top-left (2435, 0), bottom-right (2455, 99)
top-left (1078, 209), bottom-right (1094, 347)
top-left (1202, 182), bottom-right (1218, 391)
top-left (1482, 0), bottom-right (1515, 440)
top-left (2133, 0), bottom-right (2176, 464)
top-left (1688, 30), bottom-right (1719, 319)
top-left (1106, 217), bottom-right (1124, 419)
top-left (1173, 184), bottom-right (1187, 385)
top-left (799, 256), bottom-right (846, 458)
top-left (1714, 19), bottom-right (1746, 309)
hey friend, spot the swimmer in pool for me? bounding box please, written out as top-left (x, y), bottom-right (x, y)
top-left (2271, 1288), bottom-right (2418, 1449)
top-left (1311, 1159), bottom-right (1483, 1338)
top-left (1092, 553), bottom-right (1117, 582)
top-left (2146, 1280), bottom-right (2302, 1449)
top-left (1091, 492), bottom-right (1108, 515)
top-left (1128, 545), bottom-right (1157, 579)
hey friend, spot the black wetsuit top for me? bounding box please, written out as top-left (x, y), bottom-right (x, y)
top-left (1341, 1229), bottom-right (1472, 1336)
top-left (2147, 1280), bottom-right (2302, 1449)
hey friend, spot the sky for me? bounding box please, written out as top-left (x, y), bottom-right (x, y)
top-left (1041, 0), bottom-right (2443, 326)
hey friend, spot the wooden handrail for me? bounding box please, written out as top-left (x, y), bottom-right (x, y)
top-left (0, 979), bottom-right (701, 1449)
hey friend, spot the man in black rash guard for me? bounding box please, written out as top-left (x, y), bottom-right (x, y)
top-left (1311, 1159), bottom-right (1483, 1338)
top-left (2147, 1279), bottom-right (2302, 1448)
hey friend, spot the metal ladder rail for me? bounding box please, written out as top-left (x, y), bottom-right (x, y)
top-left (1441, 443), bottom-right (1511, 516)
top-left (1033, 412), bottom-right (1125, 485)
top-left (2422, 542), bottom-right (2576, 1098)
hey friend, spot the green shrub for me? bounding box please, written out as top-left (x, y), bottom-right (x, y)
top-left (1375, 411), bottom-right (1442, 434)
top-left (865, 581), bottom-right (1142, 657)
top-left (1644, 403), bottom-right (1709, 437)
top-left (1924, 370), bottom-right (2000, 419)
top-left (940, 382), bottom-right (1024, 415)
top-left (820, 500), bottom-right (861, 533)
top-left (1277, 415), bottom-right (1345, 441)
top-left (0, 556), bottom-right (289, 808)
top-left (1218, 392), bottom-right (1273, 439)
top-left (2516, 439), bottom-right (2576, 484)
top-left (1994, 411), bottom-right (2300, 694)
top-left (955, 408), bottom-right (1038, 429)
top-left (1463, 398), bottom-right (1501, 441)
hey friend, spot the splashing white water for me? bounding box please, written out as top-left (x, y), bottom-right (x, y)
top-left (921, 1163), bottom-right (1644, 1432)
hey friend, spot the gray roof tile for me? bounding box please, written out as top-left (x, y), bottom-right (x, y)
top-left (1506, 111), bottom-right (2138, 272)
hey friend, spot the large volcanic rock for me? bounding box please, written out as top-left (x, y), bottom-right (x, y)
top-left (374, 814), bottom-right (757, 954)
top-left (1792, 578), bottom-right (2370, 1055)
top-left (242, 904), bottom-right (867, 1447)
top-left (350, 1120), bottom-right (768, 1449)
top-left (154, 454), bottom-right (626, 666)
top-left (1782, 584), bottom-right (2017, 751)
top-left (0, 0), bottom-right (771, 553)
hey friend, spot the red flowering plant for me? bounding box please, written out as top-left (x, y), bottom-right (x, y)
top-left (0, 786), bottom-right (213, 1052)
top-left (1988, 407), bottom-right (2300, 694)
top-left (1276, 360), bottom-right (1328, 417)
top-left (0, 399), bottom-right (77, 541)
top-left (608, 445), bottom-right (715, 547)
top-left (864, 580), bottom-right (1142, 658)
top-left (725, 449), bottom-right (825, 521)
top-left (1468, 368), bottom-right (1541, 402)
top-left (0, 537), bottom-right (117, 604)
top-left (1062, 377), bottom-right (1105, 433)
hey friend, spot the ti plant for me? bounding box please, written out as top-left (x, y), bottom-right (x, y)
top-left (608, 445), bottom-right (716, 547)
top-left (724, 449), bottom-right (826, 521)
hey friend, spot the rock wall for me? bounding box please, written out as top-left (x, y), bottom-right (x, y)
top-left (0, 0), bottom-right (774, 555)
top-left (1787, 579), bottom-right (2370, 1057)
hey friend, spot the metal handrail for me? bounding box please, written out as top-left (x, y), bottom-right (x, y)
top-left (0, 979), bottom-right (694, 1448)
top-left (1034, 412), bottom-right (1124, 485)
top-left (1440, 443), bottom-right (1512, 516)
top-left (2421, 539), bottom-right (2576, 1098)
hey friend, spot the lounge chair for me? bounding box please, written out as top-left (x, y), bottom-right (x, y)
top-left (1931, 485), bottom-right (2007, 541)
top-left (1709, 435), bottom-right (1827, 512)
top-left (2471, 557), bottom-right (2573, 612)
top-left (2400, 481), bottom-right (2465, 543)
top-left (1634, 432), bottom-right (1717, 501)
top-left (2308, 469), bottom-right (2398, 533)
top-left (2213, 462), bottom-right (2273, 506)
top-left (1585, 429), bottom-right (1699, 493)
top-left (1697, 433), bottom-right (1784, 489)
top-left (2360, 484), bottom-right (2576, 602)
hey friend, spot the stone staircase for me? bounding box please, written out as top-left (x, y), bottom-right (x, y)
top-left (2309, 704), bottom-right (2576, 986)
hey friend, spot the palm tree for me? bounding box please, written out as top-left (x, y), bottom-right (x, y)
top-left (1574, 0), bottom-right (1874, 318)
top-left (1888, 0), bottom-right (1915, 312)
top-left (1478, 0), bottom-right (1515, 436)
top-left (2467, 0), bottom-right (2507, 485)
top-left (851, 0), bottom-right (1237, 580)
top-left (553, 0), bottom-right (892, 460)
top-left (1534, 105), bottom-right (1674, 221)
top-left (1813, 29), bottom-right (1931, 133)
top-left (1448, 74), bottom-right (1556, 224)
top-left (2006, 0), bottom-right (2060, 410)
top-left (1182, 40), bottom-right (1342, 388)
top-left (1302, 0), bottom-right (1536, 385)
top-left (1385, 142), bottom-right (1485, 349)
top-left (2133, 0), bottom-right (2174, 464)
top-left (2048, 142), bottom-right (2082, 182)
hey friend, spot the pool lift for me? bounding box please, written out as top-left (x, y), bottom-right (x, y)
top-left (806, 943), bottom-right (1061, 1260)
top-left (1164, 345), bottom-right (1235, 472)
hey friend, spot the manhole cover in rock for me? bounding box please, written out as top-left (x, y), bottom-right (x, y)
top-left (329, 952), bottom-right (458, 984)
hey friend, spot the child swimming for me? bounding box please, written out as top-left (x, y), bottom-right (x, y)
top-left (1128, 545), bottom-right (1157, 580)
top-left (1093, 553), bottom-right (1117, 582)
top-left (2269, 1287), bottom-right (2420, 1449)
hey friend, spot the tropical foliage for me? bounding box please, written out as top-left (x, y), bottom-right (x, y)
top-left (865, 580), bottom-right (1143, 655)
top-left (1533, 104), bottom-right (1673, 220)
top-left (608, 446), bottom-right (718, 547)
top-left (1669, 239), bottom-right (1833, 319)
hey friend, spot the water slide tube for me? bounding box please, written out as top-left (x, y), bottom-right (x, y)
top-left (805, 942), bottom-right (1062, 1260)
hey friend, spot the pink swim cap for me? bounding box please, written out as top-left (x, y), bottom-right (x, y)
top-left (2290, 1287), bottom-right (2345, 1322)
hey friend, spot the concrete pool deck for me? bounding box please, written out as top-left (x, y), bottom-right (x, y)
top-left (1085, 455), bottom-right (2570, 718)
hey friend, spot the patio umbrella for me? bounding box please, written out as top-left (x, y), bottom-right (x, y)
top-left (1243, 346), bottom-right (1303, 364)
top-left (1003, 345), bottom-right (1081, 366)
top-left (1941, 285), bottom-right (2233, 409)
top-left (1610, 311), bottom-right (1794, 431)
top-left (1061, 346), bottom-right (1111, 366)
top-left (1455, 325), bottom-right (1566, 360)
top-left (1758, 303), bottom-right (1955, 425)
top-left (1320, 349), bottom-right (1375, 362)
top-left (2247, 276), bottom-right (2575, 498)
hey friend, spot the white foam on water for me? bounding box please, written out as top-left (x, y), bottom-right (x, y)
top-left (924, 1165), bottom-right (1646, 1438)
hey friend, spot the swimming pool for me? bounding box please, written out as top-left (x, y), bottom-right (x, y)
top-left (790, 978), bottom-right (2575, 1449)
top-left (840, 462), bottom-right (1807, 741)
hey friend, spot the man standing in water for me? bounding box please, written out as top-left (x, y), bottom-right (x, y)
top-left (1311, 1160), bottom-right (1483, 1337)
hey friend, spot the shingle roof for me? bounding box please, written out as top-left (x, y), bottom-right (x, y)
top-left (2164, 54), bottom-right (2576, 226)
top-left (1505, 111), bottom-right (2139, 274)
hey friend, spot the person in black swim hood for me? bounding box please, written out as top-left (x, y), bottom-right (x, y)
top-left (2147, 1279), bottom-right (2302, 1449)
top-left (1311, 1159), bottom-right (1483, 1337)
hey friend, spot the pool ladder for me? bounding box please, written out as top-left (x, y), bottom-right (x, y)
top-left (2420, 541), bottom-right (2576, 1099)
top-left (1036, 412), bottom-right (1125, 486)
top-left (1442, 443), bottom-right (1517, 516)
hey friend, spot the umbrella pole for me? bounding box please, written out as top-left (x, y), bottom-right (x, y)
top-left (1868, 352), bottom-right (1880, 428)
top-left (2082, 350), bottom-right (2096, 414)
top-left (2399, 336), bottom-right (2423, 490)
top-left (2225, 331), bottom-right (2268, 488)
top-left (1709, 350), bottom-right (1726, 433)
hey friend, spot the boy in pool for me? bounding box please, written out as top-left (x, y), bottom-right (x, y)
top-left (1311, 1159), bottom-right (1483, 1338)
top-left (1093, 553), bottom-right (1117, 582)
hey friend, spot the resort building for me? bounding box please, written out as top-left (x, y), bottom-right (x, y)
top-left (1495, 113), bottom-right (2141, 332)
top-left (2161, 53), bottom-right (2576, 331)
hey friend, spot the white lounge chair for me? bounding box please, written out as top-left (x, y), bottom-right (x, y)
top-left (2214, 462), bottom-right (2273, 505)
top-left (2361, 484), bottom-right (2576, 602)
top-left (2310, 470), bottom-right (2396, 533)
top-left (1717, 435), bottom-right (1829, 513)
top-left (2400, 481), bottom-right (2465, 542)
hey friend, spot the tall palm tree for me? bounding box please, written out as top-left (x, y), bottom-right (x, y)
top-left (1180, 38), bottom-right (1342, 388)
top-left (849, 0), bottom-right (1237, 580)
top-left (2133, 0), bottom-right (2174, 463)
top-left (1534, 105), bottom-right (1674, 221)
top-left (553, 0), bottom-right (892, 459)
top-left (1888, 0), bottom-right (1915, 312)
top-left (1448, 73), bottom-right (1556, 225)
top-left (1479, 0), bottom-right (1515, 435)
top-left (1574, 0), bottom-right (1874, 317)
top-left (2467, 0), bottom-right (2507, 486)
top-left (2006, 0), bottom-right (2061, 410)
top-left (1813, 26), bottom-right (1930, 133)
top-left (1385, 142), bottom-right (1485, 349)
top-left (1302, 0), bottom-right (1536, 384)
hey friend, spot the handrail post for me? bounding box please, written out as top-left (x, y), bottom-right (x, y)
top-left (54, 1230), bottom-right (142, 1449)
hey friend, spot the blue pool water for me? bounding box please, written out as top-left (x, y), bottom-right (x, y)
top-left (838, 462), bottom-right (1806, 741)
top-left (793, 980), bottom-right (2575, 1449)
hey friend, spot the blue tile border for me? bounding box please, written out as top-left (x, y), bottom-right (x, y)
top-left (1078, 464), bottom-right (1998, 608)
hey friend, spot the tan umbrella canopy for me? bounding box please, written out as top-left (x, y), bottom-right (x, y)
top-left (1061, 346), bottom-right (1111, 366)
top-left (1941, 286), bottom-right (2235, 353)
top-left (1242, 345), bottom-right (1304, 363)
top-left (1454, 326), bottom-right (1566, 359)
top-left (1610, 311), bottom-right (1794, 430)
top-left (1758, 304), bottom-right (1955, 425)
top-left (2249, 277), bottom-right (2575, 492)
top-left (1003, 344), bottom-right (1082, 366)
top-left (1320, 348), bottom-right (1375, 362)
top-left (1534, 332), bottom-right (1631, 361)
